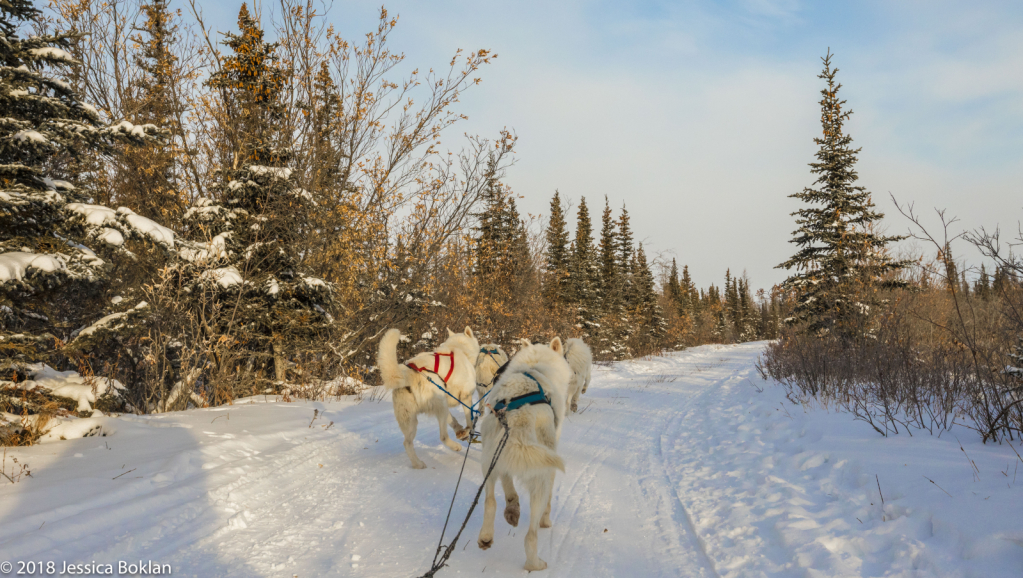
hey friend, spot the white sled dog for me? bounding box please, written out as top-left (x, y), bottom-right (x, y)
top-left (477, 338), bottom-right (571, 571)
top-left (563, 337), bottom-right (592, 413)
top-left (377, 327), bottom-right (480, 469)
top-left (475, 344), bottom-right (510, 400)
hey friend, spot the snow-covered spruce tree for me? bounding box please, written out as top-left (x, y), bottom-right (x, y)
top-left (776, 51), bottom-right (905, 336)
top-left (1, 0), bottom-right (168, 434)
top-left (169, 5), bottom-right (332, 392)
top-left (568, 196), bottom-right (600, 338)
top-left (543, 190), bottom-right (570, 308)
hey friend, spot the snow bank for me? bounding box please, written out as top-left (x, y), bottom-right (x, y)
top-left (6, 364), bottom-right (125, 413)
top-left (0, 251), bottom-right (66, 282)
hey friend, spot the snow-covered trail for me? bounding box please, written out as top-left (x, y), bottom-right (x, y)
top-left (2, 343), bottom-right (1021, 577)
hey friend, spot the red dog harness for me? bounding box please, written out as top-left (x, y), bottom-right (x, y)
top-left (407, 351), bottom-right (456, 383)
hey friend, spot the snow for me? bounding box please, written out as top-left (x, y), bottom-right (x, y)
top-left (76, 302), bottom-right (147, 339)
top-left (0, 251), bottom-right (66, 282)
top-left (28, 47), bottom-right (76, 63)
top-left (0, 344), bottom-right (1020, 576)
top-left (4, 364), bottom-right (124, 414)
top-left (14, 130), bottom-right (48, 144)
top-left (204, 266), bottom-right (243, 288)
top-left (66, 203), bottom-right (117, 227)
top-left (97, 227), bottom-right (124, 246)
top-left (116, 207), bottom-right (176, 248)
top-left (248, 165), bottom-right (293, 180)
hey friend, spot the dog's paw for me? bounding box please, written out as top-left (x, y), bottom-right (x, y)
top-left (411, 460), bottom-right (427, 469)
top-left (455, 428), bottom-right (470, 441)
top-left (477, 537), bottom-right (493, 550)
top-left (504, 502), bottom-right (520, 527)
top-left (570, 402), bottom-right (578, 413)
top-left (524, 559), bottom-right (547, 571)
top-left (540, 514), bottom-right (552, 528)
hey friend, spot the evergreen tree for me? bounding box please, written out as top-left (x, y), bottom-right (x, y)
top-left (116, 0), bottom-right (184, 223)
top-left (0, 1), bottom-right (164, 370)
top-left (543, 190), bottom-right (570, 307)
top-left (776, 51), bottom-right (905, 335)
top-left (681, 264), bottom-right (697, 317)
top-left (569, 196), bottom-right (599, 336)
top-left (616, 204), bottom-right (636, 310)
top-left (668, 258), bottom-right (683, 313)
top-left (598, 196), bottom-right (617, 310)
top-left (631, 243), bottom-right (666, 349)
top-left (207, 4), bottom-right (287, 168)
top-left (172, 8), bottom-right (331, 384)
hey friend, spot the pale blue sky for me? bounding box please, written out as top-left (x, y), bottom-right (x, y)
top-left (203, 0), bottom-right (1023, 289)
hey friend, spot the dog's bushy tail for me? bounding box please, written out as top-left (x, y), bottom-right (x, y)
top-left (501, 412), bottom-right (565, 473)
top-left (377, 328), bottom-right (409, 390)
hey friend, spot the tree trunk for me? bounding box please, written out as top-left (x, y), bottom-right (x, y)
top-left (273, 341), bottom-right (287, 382)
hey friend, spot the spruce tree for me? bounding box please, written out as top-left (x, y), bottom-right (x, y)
top-left (173, 7), bottom-right (331, 384)
top-left (598, 196), bottom-right (617, 310)
top-left (616, 205), bottom-right (636, 310)
top-left (543, 190), bottom-right (570, 307)
top-left (632, 243), bottom-right (666, 349)
top-left (777, 51), bottom-right (905, 335)
top-left (207, 4), bottom-right (287, 168)
top-left (569, 197), bottom-right (599, 336)
top-left (0, 0), bottom-right (164, 366)
top-left (116, 0), bottom-right (184, 223)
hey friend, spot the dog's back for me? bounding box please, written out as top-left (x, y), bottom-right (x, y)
top-left (475, 344), bottom-right (509, 398)
top-left (563, 338), bottom-right (592, 412)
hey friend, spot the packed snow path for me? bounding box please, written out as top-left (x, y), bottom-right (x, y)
top-left (1, 343), bottom-right (1021, 576)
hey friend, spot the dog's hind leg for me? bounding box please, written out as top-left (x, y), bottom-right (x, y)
top-left (394, 396), bottom-right (427, 469)
top-left (477, 475), bottom-right (498, 550)
top-left (540, 470), bottom-right (555, 528)
top-left (438, 411), bottom-right (463, 452)
top-left (501, 474), bottom-right (520, 526)
top-left (524, 475), bottom-right (552, 571)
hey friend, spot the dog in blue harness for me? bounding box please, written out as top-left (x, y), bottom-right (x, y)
top-left (477, 337), bottom-right (571, 571)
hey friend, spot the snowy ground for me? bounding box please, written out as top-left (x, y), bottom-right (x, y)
top-left (1, 343), bottom-right (1021, 577)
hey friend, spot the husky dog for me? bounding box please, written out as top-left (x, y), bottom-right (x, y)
top-left (477, 338), bottom-right (571, 571)
top-left (475, 344), bottom-right (510, 400)
top-left (377, 327), bottom-right (480, 469)
top-left (563, 338), bottom-right (593, 413)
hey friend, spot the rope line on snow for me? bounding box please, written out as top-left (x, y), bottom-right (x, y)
top-left (416, 409), bottom-right (511, 578)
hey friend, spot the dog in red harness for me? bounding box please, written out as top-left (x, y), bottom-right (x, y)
top-left (377, 326), bottom-right (480, 469)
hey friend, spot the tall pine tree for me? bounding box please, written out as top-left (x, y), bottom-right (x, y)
top-left (569, 197), bottom-right (599, 337)
top-left (543, 190), bottom-right (570, 308)
top-left (777, 51), bottom-right (905, 335)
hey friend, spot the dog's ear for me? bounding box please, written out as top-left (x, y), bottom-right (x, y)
top-left (550, 337), bottom-right (563, 354)
top-left (464, 326), bottom-right (474, 338)
top-left (519, 337), bottom-right (532, 346)
top-left (447, 328), bottom-right (454, 337)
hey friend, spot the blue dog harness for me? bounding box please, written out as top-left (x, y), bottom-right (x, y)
top-left (492, 372), bottom-right (552, 414)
